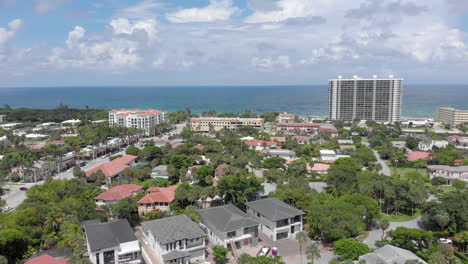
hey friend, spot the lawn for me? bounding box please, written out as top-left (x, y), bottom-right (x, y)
top-left (390, 167), bottom-right (427, 179)
top-left (381, 209), bottom-right (421, 222)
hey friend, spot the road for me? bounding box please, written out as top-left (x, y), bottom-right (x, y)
top-left (373, 150), bottom-right (391, 177)
top-left (363, 215), bottom-right (421, 248)
top-left (1, 122), bottom-right (186, 210)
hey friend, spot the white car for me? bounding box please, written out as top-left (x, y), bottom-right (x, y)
top-left (439, 238), bottom-right (453, 244)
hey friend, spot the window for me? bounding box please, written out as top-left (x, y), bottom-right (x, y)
top-left (96, 253), bottom-right (100, 264)
top-left (227, 231), bottom-right (236, 238)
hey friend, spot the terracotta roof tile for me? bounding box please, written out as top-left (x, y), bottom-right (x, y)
top-left (24, 254), bottom-right (68, 264)
top-left (405, 151), bottom-right (431, 161)
top-left (86, 155), bottom-right (137, 178)
top-left (94, 184), bottom-right (143, 201)
top-left (138, 185), bottom-right (177, 204)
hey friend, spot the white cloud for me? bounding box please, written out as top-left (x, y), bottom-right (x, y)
top-left (66, 26), bottom-right (85, 49)
top-left (115, 0), bottom-right (165, 19)
top-left (166, 0), bottom-right (239, 23)
top-left (0, 18), bottom-right (22, 50)
top-left (252, 55), bottom-right (292, 71)
top-left (34, 0), bottom-right (68, 14)
top-left (109, 18), bottom-right (158, 41)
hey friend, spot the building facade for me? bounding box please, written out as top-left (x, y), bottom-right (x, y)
top-left (83, 220), bottom-right (141, 264)
top-left (245, 198), bottom-right (303, 241)
top-left (198, 204), bottom-right (259, 251)
top-left (427, 165), bottom-right (468, 184)
top-left (141, 215), bottom-right (205, 264)
top-left (190, 117), bottom-right (264, 132)
top-left (328, 76), bottom-right (403, 123)
top-left (108, 109), bottom-right (167, 133)
top-left (276, 112), bottom-right (297, 123)
top-left (436, 107), bottom-right (468, 127)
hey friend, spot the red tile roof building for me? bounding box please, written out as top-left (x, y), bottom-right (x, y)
top-left (307, 163), bottom-right (331, 174)
top-left (405, 151), bottom-right (431, 161)
top-left (137, 185), bottom-right (177, 215)
top-left (24, 254), bottom-right (68, 264)
top-left (86, 155), bottom-right (138, 181)
top-left (193, 144), bottom-right (206, 150)
top-left (108, 108), bottom-right (167, 133)
top-left (276, 123), bottom-right (339, 134)
top-left (94, 184), bottom-right (144, 205)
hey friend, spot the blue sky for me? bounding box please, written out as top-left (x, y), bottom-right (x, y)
top-left (1, 0), bottom-right (468, 87)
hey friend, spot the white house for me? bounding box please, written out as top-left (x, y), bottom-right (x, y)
top-left (263, 149), bottom-right (297, 160)
top-left (427, 165), bottom-right (468, 184)
top-left (418, 140), bottom-right (449, 151)
top-left (245, 198), bottom-right (303, 241)
top-left (83, 219), bottom-right (141, 264)
top-left (141, 214), bottom-right (206, 264)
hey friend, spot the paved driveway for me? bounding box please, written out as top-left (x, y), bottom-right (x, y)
top-left (373, 150), bottom-right (391, 177)
top-left (363, 216), bottom-right (422, 248)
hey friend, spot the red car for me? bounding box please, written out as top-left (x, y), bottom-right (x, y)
top-left (19, 187), bottom-right (28, 191)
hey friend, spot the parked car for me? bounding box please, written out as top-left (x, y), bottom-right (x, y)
top-left (19, 187), bottom-right (28, 191)
top-left (257, 247), bottom-right (270, 257)
top-left (1, 206), bottom-right (13, 212)
top-left (439, 238), bottom-right (453, 244)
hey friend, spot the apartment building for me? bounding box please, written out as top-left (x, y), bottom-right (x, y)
top-left (141, 215), bottom-right (206, 264)
top-left (108, 108), bottom-right (167, 133)
top-left (276, 112), bottom-right (297, 123)
top-left (190, 117), bottom-right (264, 132)
top-left (245, 198), bottom-right (303, 241)
top-left (328, 75), bottom-right (403, 123)
top-left (436, 107), bottom-right (468, 127)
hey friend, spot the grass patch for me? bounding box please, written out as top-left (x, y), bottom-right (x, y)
top-left (381, 209), bottom-right (421, 222)
top-left (390, 167), bottom-right (427, 179)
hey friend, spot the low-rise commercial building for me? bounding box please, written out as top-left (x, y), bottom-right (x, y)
top-left (245, 198), bottom-right (303, 241)
top-left (109, 108), bottom-right (167, 133)
top-left (276, 123), bottom-right (338, 136)
top-left (83, 219), bottom-right (141, 264)
top-left (141, 214), bottom-right (206, 264)
top-left (198, 204), bottom-right (260, 250)
top-left (190, 117), bottom-right (264, 132)
top-left (427, 165), bottom-right (468, 184)
top-left (436, 107), bottom-right (468, 127)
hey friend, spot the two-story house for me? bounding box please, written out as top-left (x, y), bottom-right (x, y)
top-left (141, 214), bottom-right (206, 264)
top-left (137, 185), bottom-right (177, 215)
top-left (94, 184), bottom-right (144, 207)
top-left (427, 165), bottom-right (468, 185)
top-left (198, 204), bottom-right (259, 251)
top-left (245, 198), bottom-right (304, 241)
top-left (83, 219), bottom-right (141, 264)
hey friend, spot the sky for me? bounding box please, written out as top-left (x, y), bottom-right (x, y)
top-left (1, 0), bottom-right (468, 87)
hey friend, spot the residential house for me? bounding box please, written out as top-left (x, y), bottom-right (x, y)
top-left (292, 136), bottom-right (310, 145)
top-left (192, 144), bottom-right (206, 151)
top-left (24, 248), bottom-right (72, 264)
top-left (245, 198), bottom-right (304, 241)
top-left (405, 151), bottom-right (431, 162)
top-left (86, 155), bottom-right (138, 184)
top-left (339, 145), bottom-right (356, 153)
top-left (418, 140), bottom-right (449, 151)
top-left (337, 139), bottom-right (353, 145)
top-left (198, 204), bottom-right (259, 250)
top-left (83, 219), bottom-right (141, 264)
top-left (141, 214), bottom-right (205, 264)
top-left (245, 140), bottom-right (278, 151)
top-left (319, 150), bottom-right (350, 162)
top-left (94, 184), bottom-right (144, 207)
top-left (357, 245), bottom-right (427, 264)
top-left (427, 165), bottom-right (468, 184)
top-left (185, 165), bottom-right (202, 181)
top-left (215, 164), bottom-right (229, 181)
top-left (391, 141), bottom-right (406, 149)
top-left (307, 163), bottom-right (330, 174)
top-left (264, 149), bottom-right (296, 160)
top-left (270, 137), bottom-right (286, 144)
top-left (137, 185), bottom-right (177, 215)
top-left (151, 165), bottom-right (169, 179)
top-left (448, 135), bottom-right (468, 150)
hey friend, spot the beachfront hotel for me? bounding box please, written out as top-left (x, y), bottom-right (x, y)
top-left (108, 108), bottom-right (167, 133)
top-left (436, 107), bottom-right (468, 127)
top-left (190, 117), bottom-right (264, 132)
top-left (328, 75), bottom-right (403, 123)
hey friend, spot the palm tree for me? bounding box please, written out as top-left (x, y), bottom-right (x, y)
top-left (379, 219), bottom-right (390, 240)
top-left (295, 232), bottom-right (307, 264)
top-left (306, 242), bottom-right (321, 264)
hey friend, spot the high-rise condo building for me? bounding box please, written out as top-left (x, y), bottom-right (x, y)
top-left (328, 75), bottom-right (403, 123)
top-left (436, 107), bottom-right (468, 127)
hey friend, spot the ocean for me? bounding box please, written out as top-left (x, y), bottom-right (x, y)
top-left (0, 85), bottom-right (466, 118)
